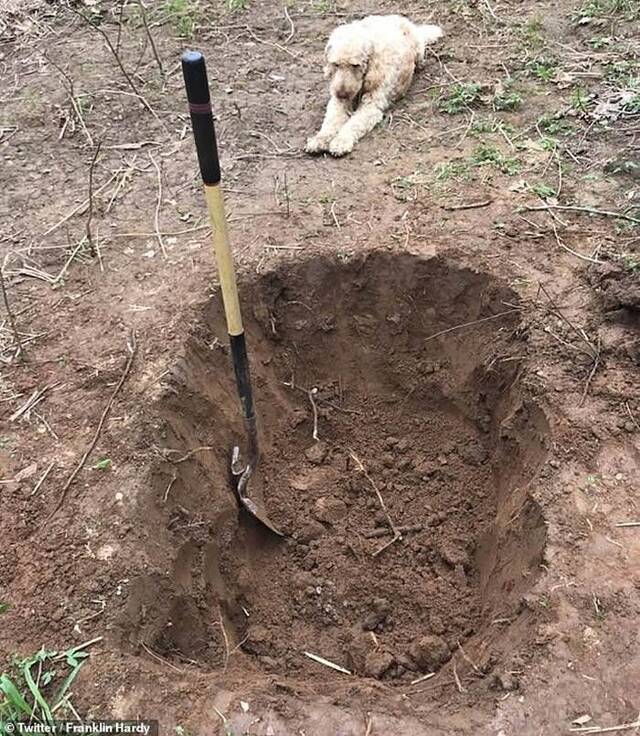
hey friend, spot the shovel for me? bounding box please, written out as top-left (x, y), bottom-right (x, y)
top-left (182, 50), bottom-right (283, 537)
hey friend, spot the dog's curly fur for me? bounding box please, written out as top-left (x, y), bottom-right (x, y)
top-left (306, 15), bottom-right (443, 157)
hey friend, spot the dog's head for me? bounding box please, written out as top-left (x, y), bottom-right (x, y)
top-left (323, 25), bottom-right (372, 102)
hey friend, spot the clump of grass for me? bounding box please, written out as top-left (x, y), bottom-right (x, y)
top-left (470, 115), bottom-right (516, 137)
top-left (493, 83), bottom-right (523, 112)
top-left (570, 86), bottom-right (596, 112)
top-left (527, 58), bottom-right (557, 82)
top-left (0, 603), bottom-right (9, 615)
top-left (226, 0), bottom-right (248, 9)
top-left (530, 182), bottom-right (556, 199)
top-left (438, 82), bottom-right (482, 114)
top-left (164, 0), bottom-right (198, 37)
top-left (0, 639), bottom-right (100, 725)
top-left (471, 143), bottom-right (521, 175)
top-left (538, 113), bottom-right (572, 136)
top-left (621, 255), bottom-right (639, 272)
top-left (519, 17), bottom-right (545, 50)
top-left (573, 0), bottom-right (639, 23)
top-left (434, 160), bottom-right (470, 182)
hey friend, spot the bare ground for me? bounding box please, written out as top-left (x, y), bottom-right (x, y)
top-left (1, 0), bottom-right (639, 734)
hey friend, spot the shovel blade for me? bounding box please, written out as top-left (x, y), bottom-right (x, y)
top-left (231, 446), bottom-right (284, 536)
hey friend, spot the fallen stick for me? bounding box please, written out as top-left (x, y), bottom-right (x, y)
top-left (364, 524), bottom-right (423, 539)
top-left (303, 651), bottom-right (351, 675)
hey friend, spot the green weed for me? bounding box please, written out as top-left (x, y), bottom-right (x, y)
top-left (0, 603), bottom-right (9, 615)
top-left (530, 182), bottom-right (556, 199)
top-left (311, 0), bottom-right (335, 13)
top-left (519, 17), bottom-right (545, 50)
top-left (164, 0), bottom-right (197, 37)
top-left (528, 59), bottom-right (557, 82)
top-left (470, 115), bottom-right (516, 138)
top-left (538, 113), bottom-right (572, 136)
top-left (587, 35), bottom-right (613, 49)
top-left (434, 161), bottom-right (470, 182)
top-left (573, 0), bottom-right (640, 23)
top-left (570, 86), bottom-right (596, 112)
top-left (493, 84), bottom-right (523, 112)
top-left (438, 82), bottom-right (482, 114)
top-left (471, 143), bottom-right (521, 175)
top-left (621, 255), bottom-right (640, 272)
top-left (226, 0), bottom-right (248, 9)
top-left (0, 640), bottom-right (99, 726)
top-left (92, 458), bottom-right (112, 471)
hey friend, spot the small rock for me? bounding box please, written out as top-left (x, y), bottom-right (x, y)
top-left (297, 521), bottom-right (325, 543)
top-left (439, 542), bottom-right (469, 569)
top-left (381, 452), bottom-right (395, 468)
top-left (409, 635), bottom-right (451, 671)
top-left (396, 438), bottom-right (411, 453)
top-left (385, 436), bottom-right (399, 449)
top-left (305, 442), bottom-right (328, 465)
top-left (458, 440), bottom-right (488, 466)
top-left (364, 650), bottom-right (395, 679)
top-left (429, 614), bottom-right (446, 635)
top-left (313, 496), bottom-right (348, 524)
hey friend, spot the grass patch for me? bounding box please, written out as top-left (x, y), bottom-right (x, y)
top-left (538, 113), bottom-right (573, 136)
top-left (527, 58), bottom-right (557, 82)
top-left (0, 603), bottom-right (9, 615)
top-left (530, 182), bottom-right (557, 199)
top-left (570, 86), bottom-right (596, 113)
top-left (471, 143), bottom-right (521, 175)
top-left (438, 82), bottom-right (482, 114)
top-left (163, 0), bottom-right (198, 37)
top-left (0, 639), bottom-right (100, 725)
top-left (434, 161), bottom-right (470, 183)
top-left (493, 83), bottom-right (523, 112)
top-left (573, 0), bottom-right (640, 23)
top-left (470, 115), bottom-right (516, 137)
top-left (226, 0), bottom-right (248, 9)
top-left (519, 17), bottom-right (545, 50)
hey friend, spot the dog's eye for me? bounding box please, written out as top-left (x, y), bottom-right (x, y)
top-left (350, 64), bottom-right (360, 70)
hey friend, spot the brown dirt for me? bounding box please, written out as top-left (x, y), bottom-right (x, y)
top-left (124, 253), bottom-right (547, 687)
top-left (1, 0), bottom-right (640, 734)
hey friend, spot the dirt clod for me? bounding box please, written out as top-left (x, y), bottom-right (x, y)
top-left (305, 442), bottom-right (328, 465)
top-left (364, 650), bottom-right (396, 679)
top-left (409, 635), bottom-right (452, 671)
top-left (313, 496), bottom-right (348, 524)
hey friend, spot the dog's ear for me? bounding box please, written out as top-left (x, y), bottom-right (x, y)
top-left (362, 40), bottom-right (384, 94)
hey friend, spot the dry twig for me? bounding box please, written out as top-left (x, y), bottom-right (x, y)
top-left (148, 151), bottom-right (167, 257)
top-left (0, 269), bottom-right (25, 361)
top-left (349, 450), bottom-right (402, 555)
top-left (86, 141), bottom-right (103, 255)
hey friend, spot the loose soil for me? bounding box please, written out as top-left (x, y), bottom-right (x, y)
top-left (126, 253), bottom-right (547, 685)
top-left (1, 0), bottom-right (639, 734)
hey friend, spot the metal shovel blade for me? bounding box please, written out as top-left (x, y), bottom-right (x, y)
top-left (231, 446), bottom-right (283, 536)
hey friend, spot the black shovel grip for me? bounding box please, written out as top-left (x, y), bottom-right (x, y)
top-left (181, 50), bottom-right (221, 186)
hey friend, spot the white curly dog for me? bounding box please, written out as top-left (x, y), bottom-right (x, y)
top-left (306, 15), bottom-right (443, 157)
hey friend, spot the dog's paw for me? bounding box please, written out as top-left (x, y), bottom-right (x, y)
top-left (329, 134), bottom-right (354, 157)
top-left (305, 134), bottom-right (332, 154)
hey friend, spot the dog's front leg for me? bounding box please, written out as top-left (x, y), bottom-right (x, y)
top-left (306, 96), bottom-right (351, 153)
top-left (328, 96), bottom-right (384, 157)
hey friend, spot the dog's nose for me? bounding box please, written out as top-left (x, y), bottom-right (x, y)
top-left (335, 88), bottom-right (350, 99)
